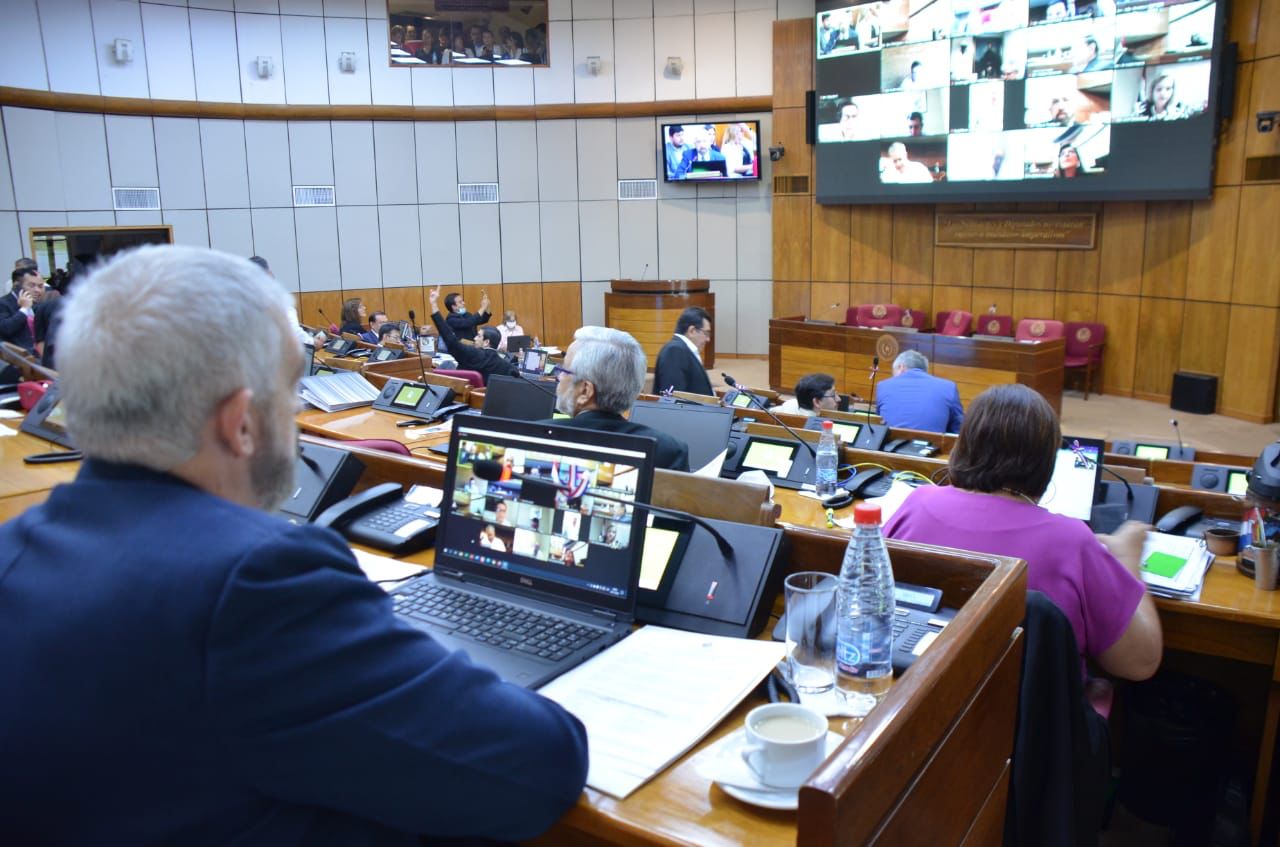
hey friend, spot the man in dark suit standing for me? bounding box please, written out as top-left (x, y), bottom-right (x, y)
top-left (0, 246), bottom-right (588, 844)
top-left (652, 306), bottom-right (714, 397)
top-left (443, 288), bottom-right (492, 339)
top-left (430, 284), bottom-right (519, 386)
top-left (549, 325), bottom-right (690, 472)
top-left (0, 266), bottom-right (44, 353)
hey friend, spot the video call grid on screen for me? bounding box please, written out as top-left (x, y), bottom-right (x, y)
top-left (442, 434), bottom-right (645, 600)
top-left (813, 0), bottom-right (1226, 203)
top-left (1038, 438), bottom-right (1103, 521)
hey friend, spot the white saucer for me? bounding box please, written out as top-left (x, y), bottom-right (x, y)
top-left (698, 727), bottom-right (844, 811)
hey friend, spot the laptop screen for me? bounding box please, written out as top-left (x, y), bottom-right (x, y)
top-left (521, 349), bottom-right (547, 374)
top-left (628, 400), bottom-right (734, 474)
top-left (482, 374), bottom-right (557, 421)
top-left (437, 417), bottom-right (657, 615)
top-left (1038, 436), bottom-right (1105, 521)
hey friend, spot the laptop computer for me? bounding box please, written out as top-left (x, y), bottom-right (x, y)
top-left (628, 400), bottom-right (734, 475)
top-left (506, 335), bottom-right (534, 356)
top-left (391, 416), bottom-right (657, 688)
top-left (1038, 435), bottom-right (1105, 521)
top-left (520, 348), bottom-right (548, 375)
top-left (483, 374), bottom-right (557, 421)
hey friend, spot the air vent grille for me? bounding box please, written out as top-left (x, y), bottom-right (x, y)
top-left (112, 187), bottom-right (160, 210)
top-left (458, 183), bottom-right (500, 203)
top-left (293, 186), bottom-right (335, 207)
top-left (618, 179), bottom-right (657, 200)
top-left (772, 174), bottom-right (810, 195)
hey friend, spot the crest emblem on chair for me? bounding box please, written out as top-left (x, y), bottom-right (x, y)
top-left (876, 334), bottom-right (899, 362)
top-left (1075, 326), bottom-right (1092, 343)
top-left (986, 319), bottom-right (999, 334)
top-left (951, 313), bottom-right (965, 327)
top-left (901, 312), bottom-right (914, 327)
top-left (872, 304), bottom-right (887, 319)
top-left (1030, 320), bottom-right (1046, 337)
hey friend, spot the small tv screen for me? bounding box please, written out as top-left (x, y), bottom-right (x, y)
top-left (662, 121), bottom-right (763, 182)
top-left (813, 0), bottom-right (1227, 203)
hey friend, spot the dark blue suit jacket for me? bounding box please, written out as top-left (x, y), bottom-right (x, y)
top-left (0, 461), bottom-right (588, 845)
top-left (875, 368), bottom-right (965, 434)
top-left (652, 337), bottom-right (713, 397)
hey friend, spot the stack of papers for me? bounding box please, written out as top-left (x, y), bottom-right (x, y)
top-left (538, 626), bottom-right (784, 799)
top-left (299, 371), bottom-right (379, 412)
top-left (1140, 532), bottom-right (1213, 600)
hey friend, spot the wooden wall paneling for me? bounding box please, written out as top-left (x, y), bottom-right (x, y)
top-left (541, 282), bottom-right (583, 351)
top-left (850, 282), bottom-right (894, 307)
top-left (1221, 306), bottom-right (1280, 421)
top-left (1140, 201), bottom-right (1191, 299)
top-left (502, 282), bottom-right (546, 343)
top-left (1012, 290), bottom-right (1056, 322)
top-left (1053, 291), bottom-right (1098, 324)
top-left (1096, 294), bottom-right (1141, 395)
top-left (971, 287), bottom-right (1014, 320)
top-left (1246, 57), bottom-right (1280, 162)
top-left (1215, 63), bottom-right (1254, 186)
top-left (811, 204), bottom-right (852, 282)
top-left (299, 291), bottom-right (344, 329)
top-left (1098, 202), bottom-right (1147, 295)
top-left (890, 205), bottom-right (935, 285)
top-left (773, 280), bottom-right (812, 318)
top-left (461, 283), bottom-right (505, 327)
top-left (1178, 301), bottom-right (1232, 378)
top-left (849, 205), bottom-right (894, 283)
top-left (772, 107), bottom-right (814, 182)
top-left (932, 204), bottom-right (975, 286)
top-left (1231, 184), bottom-right (1280, 307)
top-left (971, 205), bottom-right (1018, 286)
top-left (1131, 297), bottom-right (1186, 399)
top-left (382, 286), bottom-right (426, 325)
top-left (1255, 11), bottom-right (1280, 85)
top-left (810, 282), bottom-right (851, 324)
top-left (1055, 244), bottom-right (1100, 292)
top-left (342, 287), bottom-right (385, 315)
top-left (1229, 0), bottom-right (1262, 60)
top-left (933, 285), bottom-right (973, 316)
top-left (893, 284), bottom-right (935, 319)
top-left (1185, 189), bottom-right (1239, 302)
top-left (772, 19), bottom-right (814, 110)
top-left (773, 196), bottom-right (813, 282)
top-left (1012, 249), bottom-right (1057, 290)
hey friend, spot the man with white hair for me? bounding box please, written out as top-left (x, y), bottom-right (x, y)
top-left (549, 325), bottom-right (690, 471)
top-left (0, 246), bottom-right (588, 844)
top-left (875, 349), bottom-right (965, 433)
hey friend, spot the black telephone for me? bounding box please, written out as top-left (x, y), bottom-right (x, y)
top-left (315, 482), bottom-right (440, 554)
top-left (1155, 505), bottom-right (1204, 535)
top-left (324, 338), bottom-right (357, 356)
top-left (844, 467), bottom-right (892, 498)
top-left (372, 378), bottom-right (463, 422)
top-left (883, 438), bottom-right (938, 457)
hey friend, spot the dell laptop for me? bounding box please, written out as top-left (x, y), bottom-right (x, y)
top-left (391, 416), bottom-right (657, 688)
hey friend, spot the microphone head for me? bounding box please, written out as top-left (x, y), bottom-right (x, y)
top-left (472, 459), bottom-right (504, 481)
top-left (721, 372), bottom-right (737, 387)
top-left (1170, 418), bottom-right (1178, 427)
top-left (408, 309), bottom-right (416, 322)
top-left (872, 356), bottom-right (880, 367)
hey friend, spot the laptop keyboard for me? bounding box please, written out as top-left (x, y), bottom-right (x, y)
top-left (393, 581), bottom-right (608, 662)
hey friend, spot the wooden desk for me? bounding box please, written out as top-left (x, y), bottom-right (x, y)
top-left (0, 429), bottom-right (78, 499)
top-left (606, 279), bottom-right (715, 370)
top-left (768, 317), bottom-right (1065, 414)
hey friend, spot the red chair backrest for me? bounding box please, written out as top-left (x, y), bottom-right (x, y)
top-left (1064, 322), bottom-right (1105, 360)
top-left (346, 438), bottom-right (412, 456)
top-left (977, 314), bottom-right (1013, 336)
top-left (939, 310), bottom-right (973, 336)
top-left (1015, 318), bottom-right (1065, 342)
top-left (854, 304), bottom-right (904, 328)
top-left (433, 368), bottom-right (485, 389)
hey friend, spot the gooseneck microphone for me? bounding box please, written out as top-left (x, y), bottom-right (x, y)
top-left (722, 372), bottom-right (817, 461)
top-left (408, 309), bottom-right (431, 387)
top-left (1170, 418), bottom-right (1185, 457)
top-left (470, 459), bottom-right (735, 563)
top-left (639, 262), bottom-right (650, 281)
top-left (865, 356), bottom-right (881, 424)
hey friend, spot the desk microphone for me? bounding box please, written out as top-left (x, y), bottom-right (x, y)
top-left (317, 308), bottom-right (333, 332)
top-left (721, 372), bottom-right (817, 461)
top-left (471, 459), bottom-right (735, 562)
top-left (639, 262), bottom-right (650, 281)
top-left (1170, 418), bottom-right (1185, 457)
top-left (865, 356), bottom-right (881, 424)
top-left (408, 309), bottom-right (431, 387)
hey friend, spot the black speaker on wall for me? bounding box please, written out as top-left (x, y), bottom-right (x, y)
top-left (1219, 41), bottom-right (1238, 121)
top-left (805, 90), bottom-right (816, 145)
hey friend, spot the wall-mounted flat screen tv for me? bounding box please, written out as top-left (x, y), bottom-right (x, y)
top-left (661, 121), bottom-right (763, 182)
top-left (813, 0), bottom-right (1228, 203)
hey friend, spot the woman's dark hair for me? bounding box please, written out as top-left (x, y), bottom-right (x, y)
top-left (340, 298), bottom-right (363, 325)
top-left (948, 384), bottom-right (1060, 499)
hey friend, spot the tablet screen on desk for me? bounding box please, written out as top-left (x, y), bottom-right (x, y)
top-left (1227, 470), bottom-right (1249, 497)
top-left (1038, 436), bottom-right (1104, 522)
top-left (1134, 444), bottom-right (1170, 460)
top-left (392, 384), bottom-right (426, 408)
top-left (741, 440), bottom-right (798, 477)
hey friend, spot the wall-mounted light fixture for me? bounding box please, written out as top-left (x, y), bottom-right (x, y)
top-left (585, 55), bottom-right (602, 76)
top-left (338, 52), bottom-right (357, 73)
top-left (255, 56), bottom-right (274, 79)
top-left (111, 38), bottom-right (133, 64)
top-left (665, 56), bottom-right (683, 78)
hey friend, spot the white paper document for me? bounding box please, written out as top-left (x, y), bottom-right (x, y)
top-left (538, 626), bottom-right (785, 799)
top-left (351, 548), bottom-right (426, 590)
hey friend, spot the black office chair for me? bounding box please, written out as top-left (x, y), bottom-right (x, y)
top-left (1004, 591), bottom-right (1110, 847)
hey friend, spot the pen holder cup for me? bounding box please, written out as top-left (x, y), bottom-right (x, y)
top-left (1204, 528), bottom-right (1242, 558)
top-left (1243, 544), bottom-right (1279, 591)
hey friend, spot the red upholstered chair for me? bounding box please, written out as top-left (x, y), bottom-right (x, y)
top-left (433, 368), bottom-right (485, 389)
top-left (851, 304), bottom-right (904, 328)
top-left (899, 308), bottom-right (926, 330)
top-left (346, 438), bottom-right (412, 456)
top-left (939, 310), bottom-right (973, 337)
top-left (977, 314), bottom-right (1014, 337)
top-left (1064, 322), bottom-right (1106, 400)
top-left (1015, 318), bottom-right (1065, 343)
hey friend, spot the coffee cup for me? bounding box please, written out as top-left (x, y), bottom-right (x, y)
top-left (739, 702), bottom-right (829, 789)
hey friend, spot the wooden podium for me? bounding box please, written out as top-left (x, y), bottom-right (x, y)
top-left (606, 279), bottom-right (715, 370)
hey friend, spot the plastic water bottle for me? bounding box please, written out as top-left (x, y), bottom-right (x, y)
top-left (835, 503), bottom-right (896, 715)
top-left (815, 420), bottom-right (839, 499)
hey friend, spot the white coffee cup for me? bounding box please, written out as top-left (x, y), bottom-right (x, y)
top-left (739, 702), bottom-right (829, 789)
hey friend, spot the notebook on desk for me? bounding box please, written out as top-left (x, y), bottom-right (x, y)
top-left (391, 416), bottom-right (657, 688)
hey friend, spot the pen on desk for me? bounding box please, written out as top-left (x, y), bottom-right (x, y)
top-left (825, 508), bottom-right (835, 529)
